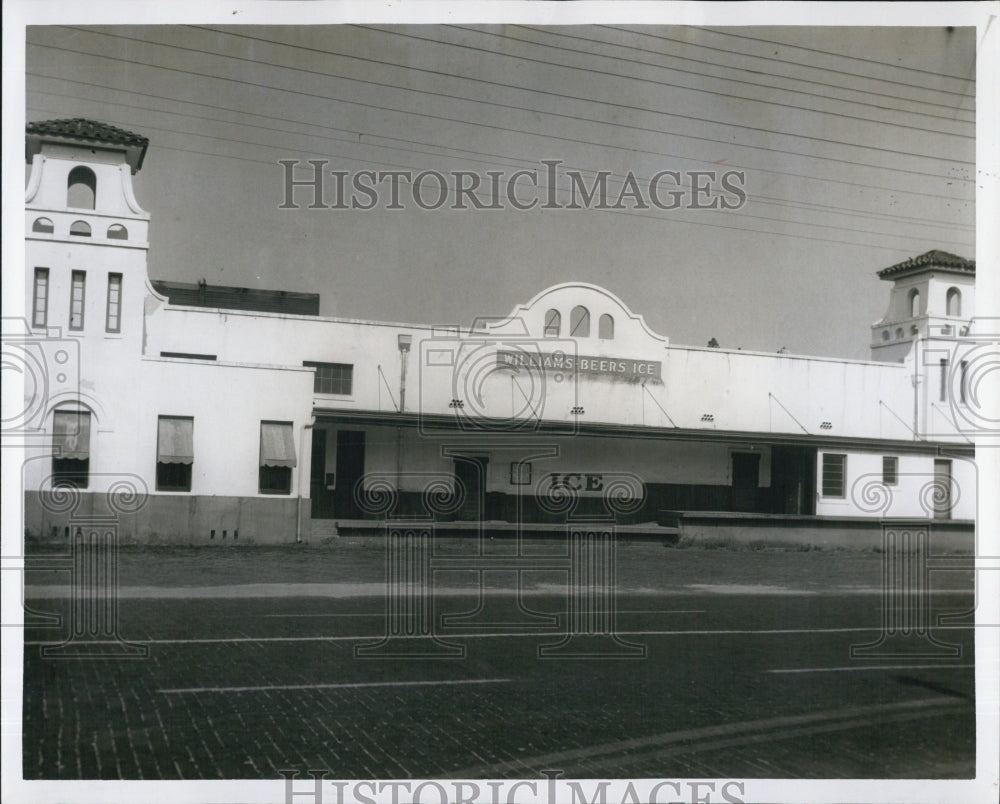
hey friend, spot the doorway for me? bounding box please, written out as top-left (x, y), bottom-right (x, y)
top-left (731, 452), bottom-right (760, 512)
top-left (453, 456), bottom-right (488, 521)
top-left (333, 430), bottom-right (366, 519)
top-left (309, 429), bottom-right (334, 519)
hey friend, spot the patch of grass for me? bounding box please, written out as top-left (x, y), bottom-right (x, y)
top-left (666, 534), bottom-right (826, 552)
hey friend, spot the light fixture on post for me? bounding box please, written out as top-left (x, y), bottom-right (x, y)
top-left (396, 333), bottom-right (413, 504)
top-left (397, 333), bottom-right (412, 413)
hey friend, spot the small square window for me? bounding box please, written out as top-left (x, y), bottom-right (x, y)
top-left (510, 462), bottom-right (532, 485)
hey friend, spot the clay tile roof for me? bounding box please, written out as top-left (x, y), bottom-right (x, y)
top-left (26, 118), bottom-right (149, 147)
top-left (877, 250), bottom-right (975, 280)
top-left (26, 118), bottom-right (149, 172)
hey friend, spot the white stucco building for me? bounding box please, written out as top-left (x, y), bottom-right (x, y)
top-left (19, 120), bottom-right (980, 547)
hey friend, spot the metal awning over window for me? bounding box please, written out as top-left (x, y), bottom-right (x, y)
top-left (52, 410), bottom-right (91, 460)
top-left (158, 417), bottom-right (194, 465)
top-left (260, 422), bottom-right (296, 468)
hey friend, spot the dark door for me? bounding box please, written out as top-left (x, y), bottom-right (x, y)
top-left (333, 430), bottom-right (366, 519)
top-left (310, 429), bottom-right (335, 519)
top-left (769, 445), bottom-right (816, 515)
top-left (731, 452), bottom-right (760, 512)
top-left (454, 456), bottom-right (487, 521)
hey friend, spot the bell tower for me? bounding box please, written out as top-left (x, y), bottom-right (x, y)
top-left (870, 250), bottom-right (976, 363)
top-left (25, 118), bottom-right (151, 348)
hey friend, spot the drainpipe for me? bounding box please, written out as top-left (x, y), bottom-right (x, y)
top-left (295, 416), bottom-right (316, 543)
top-left (912, 336), bottom-right (921, 440)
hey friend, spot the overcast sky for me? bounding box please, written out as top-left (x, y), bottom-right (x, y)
top-left (23, 22), bottom-right (976, 360)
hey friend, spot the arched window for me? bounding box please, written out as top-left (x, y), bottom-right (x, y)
top-left (881, 330), bottom-right (890, 342)
top-left (107, 224), bottom-right (128, 241)
top-left (67, 166), bottom-right (97, 210)
top-left (69, 220), bottom-right (91, 237)
top-left (946, 287), bottom-right (961, 317)
top-left (569, 305), bottom-right (590, 337)
top-left (894, 328), bottom-right (903, 339)
top-left (543, 308), bottom-right (561, 337)
top-left (910, 325), bottom-right (919, 336)
top-left (598, 313), bottom-right (614, 339)
top-left (32, 217), bottom-right (54, 234)
top-left (908, 288), bottom-right (920, 318)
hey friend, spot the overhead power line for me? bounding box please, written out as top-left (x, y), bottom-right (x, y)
top-left (29, 35), bottom-right (973, 185)
top-left (190, 23), bottom-right (976, 141)
top-left (26, 101), bottom-right (974, 256)
top-left (464, 24), bottom-right (975, 126)
top-left (607, 25), bottom-right (975, 103)
top-left (690, 26), bottom-right (976, 84)
top-left (26, 82), bottom-right (975, 234)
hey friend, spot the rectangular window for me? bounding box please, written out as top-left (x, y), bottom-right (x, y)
top-left (259, 421), bottom-right (296, 494)
top-left (510, 462), bottom-right (532, 485)
top-left (303, 361), bottom-right (353, 395)
top-left (52, 409), bottom-right (91, 489)
top-left (940, 358), bottom-right (948, 402)
top-left (69, 270), bottom-right (86, 330)
top-left (156, 416), bottom-right (194, 491)
top-left (105, 273), bottom-right (122, 333)
top-left (33, 268), bottom-right (49, 328)
top-left (821, 453), bottom-right (846, 498)
top-left (882, 456), bottom-right (898, 486)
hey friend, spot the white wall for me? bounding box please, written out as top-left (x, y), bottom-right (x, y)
top-left (816, 450), bottom-right (975, 520)
top-left (145, 283), bottom-right (930, 446)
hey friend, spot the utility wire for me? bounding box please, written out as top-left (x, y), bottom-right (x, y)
top-left (606, 25), bottom-right (975, 101)
top-left (26, 66), bottom-right (972, 207)
top-left (27, 84), bottom-right (975, 237)
top-left (690, 26), bottom-right (975, 84)
top-left (27, 102), bottom-right (972, 256)
top-left (494, 24), bottom-right (976, 122)
top-left (35, 31), bottom-right (972, 181)
top-left (196, 23), bottom-right (973, 141)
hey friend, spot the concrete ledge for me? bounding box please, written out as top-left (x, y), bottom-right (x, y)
top-left (673, 512), bottom-right (974, 552)
top-left (325, 519), bottom-right (680, 541)
top-left (24, 491), bottom-right (302, 545)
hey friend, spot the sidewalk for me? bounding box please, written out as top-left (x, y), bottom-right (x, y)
top-left (23, 537), bottom-right (975, 597)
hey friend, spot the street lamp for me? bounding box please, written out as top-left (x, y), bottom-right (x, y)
top-left (397, 333), bottom-right (412, 413)
top-left (396, 334), bottom-right (413, 503)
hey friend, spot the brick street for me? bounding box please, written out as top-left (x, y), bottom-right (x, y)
top-left (20, 541), bottom-right (976, 779)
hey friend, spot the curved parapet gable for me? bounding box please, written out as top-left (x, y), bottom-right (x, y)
top-left (485, 282), bottom-right (670, 350)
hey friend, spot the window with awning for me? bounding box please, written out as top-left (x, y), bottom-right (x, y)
top-left (158, 417), bottom-right (194, 464)
top-left (260, 422), bottom-right (296, 468)
top-left (157, 416), bottom-right (194, 492)
top-left (52, 409), bottom-right (91, 488)
top-left (53, 410), bottom-right (91, 459)
top-left (259, 422), bottom-right (295, 495)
